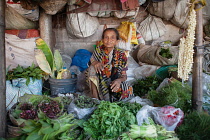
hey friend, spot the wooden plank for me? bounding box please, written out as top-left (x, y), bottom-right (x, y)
top-left (0, 0), bottom-right (6, 138)
top-left (192, 3), bottom-right (204, 111)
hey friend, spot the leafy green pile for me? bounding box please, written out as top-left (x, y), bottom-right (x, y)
top-left (159, 48), bottom-right (173, 59)
top-left (19, 113), bottom-right (78, 140)
top-left (133, 76), bottom-right (162, 97)
top-left (82, 101), bottom-right (136, 139)
top-left (117, 102), bottom-right (143, 116)
top-left (176, 111), bottom-right (210, 140)
top-left (6, 64), bottom-right (44, 85)
top-left (148, 79), bottom-right (192, 113)
top-left (74, 95), bottom-right (99, 108)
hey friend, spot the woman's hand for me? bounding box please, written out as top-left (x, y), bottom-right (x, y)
top-left (110, 79), bottom-right (121, 92)
top-left (92, 61), bottom-right (104, 74)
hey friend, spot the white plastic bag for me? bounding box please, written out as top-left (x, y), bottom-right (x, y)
top-left (66, 5), bottom-right (100, 38)
top-left (137, 105), bottom-right (184, 131)
top-left (171, 0), bottom-right (190, 29)
top-left (138, 15), bottom-right (166, 41)
top-left (6, 78), bottom-right (42, 110)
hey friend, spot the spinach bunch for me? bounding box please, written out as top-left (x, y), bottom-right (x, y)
top-left (159, 48), bottom-right (173, 59)
top-left (133, 76), bottom-right (162, 97)
top-left (117, 102), bottom-right (142, 116)
top-left (6, 64), bottom-right (44, 85)
top-left (83, 101), bottom-right (136, 139)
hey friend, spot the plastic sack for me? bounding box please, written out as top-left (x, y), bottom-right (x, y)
top-left (126, 56), bottom-right (140, 83)
top-left (113, 7), bottom-right (139, 19)
top-left (5, 33), bottom-right (38, 70)
top-left (138, 15), bottom-right (166, 41)
top-left (5, 5), bottom-right (38, 30)
top-left (67, 99), bottom-right (99, 119)
top-left (6, 0), bottom-right (39, 21)
top-left (66, 5), bottom-right (100, 38)
top-left (137, 105), bottom-right (184, 131)
top-left (134, 64), bottom-right (160, 79)
top-left (71, 49), bottom-right (92, 72)
top-left (6, 78), bottom-right (42, 110)
top-left (39, 0), bottom-right (67, 15)
top-left (148, 0), bottom-right (176, 20)
top-left (171, 0), bottom-right (189, 29)
top-left (125, 96), bottom-right (154, 106)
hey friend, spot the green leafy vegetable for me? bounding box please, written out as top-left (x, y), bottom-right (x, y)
top-left (6, 64), bottom-right (44, 85)
top-left (83, 101), bottom-right (136, 139)
top-left (159, 48), bottom-right (173, 59)
top-left (148, 79), bottom-right (192, 113)
top-left (133, 76), bottom-right (162, 97)
top-left (176, 111), bottom-right (210, 140)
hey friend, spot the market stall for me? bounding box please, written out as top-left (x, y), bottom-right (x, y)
top-left (0, 0), bottom-right (210, 139)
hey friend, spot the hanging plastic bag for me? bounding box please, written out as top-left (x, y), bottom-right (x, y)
top-left (136, 105), bottom-right (184, 131)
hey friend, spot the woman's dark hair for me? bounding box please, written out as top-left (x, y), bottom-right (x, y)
top-left (102, 28), bottom-right (120, 40)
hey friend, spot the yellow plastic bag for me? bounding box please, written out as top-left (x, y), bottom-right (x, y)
top-left (117, 21), bottom-right (131, 42)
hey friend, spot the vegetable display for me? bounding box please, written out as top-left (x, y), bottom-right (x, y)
top-left (120, 118), bottom-right (179, 140)
top-left (83, 101), bottom-right (136, 139)
top-left (74, 95), bottom-right (99, 109)
top-left (176, 111), bottom-right (210, 140)
top-left (6, 64), bottom-right (44, 85)
top-left (148, 79), bottom-right (192, 113)
top-left (133, 76), bottom-right (162, 97)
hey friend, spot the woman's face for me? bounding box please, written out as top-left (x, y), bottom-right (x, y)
top-left (102, 30), bottom-right (119, 48)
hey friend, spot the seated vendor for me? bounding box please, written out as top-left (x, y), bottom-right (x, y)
top-left (86, 28), bottom-right (133, 102)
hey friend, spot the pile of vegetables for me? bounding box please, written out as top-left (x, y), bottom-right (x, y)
top-left (6, 64), bottom-right (44, 85)
top-left (120, 118), bottom-right (179, 140)
top-left (148, 79), bottom-right (192, 113)
top-left (8, 94), bottom-right (80, 140)
top-left (176, 111), bottom-right (210, 140)
top-left (82, 101), bottom-right (136, 139)
top-left (74, 95), bottom-right (99, 108)
top-left (133, 76), bottom-right (162, 97)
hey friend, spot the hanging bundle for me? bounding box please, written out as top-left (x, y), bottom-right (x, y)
top-left (66, 5), bottom-right (100, 38)
top-left (148, 0), bottom-right (177, 20)
top-left (39, 0), bottom-right (68, 15)
top-left (137, 15), bottom-right (166, 41)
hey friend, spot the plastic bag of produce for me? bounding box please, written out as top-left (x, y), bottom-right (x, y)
top-left (67, 95), bottom-right (100, 119)
top-left (137, 105), bottom-right (184, 131)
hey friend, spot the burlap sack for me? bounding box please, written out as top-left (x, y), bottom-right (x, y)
top-left (171, 0), bottom-right (190, 29)
top-left (39, 0), bottom-right (67, 15)
top-left (137, 44), bottom-right (179, 66)
top-left (148, 0), bottom-right (177, 20)
top-left (6, 5), bottom-right (38, 30)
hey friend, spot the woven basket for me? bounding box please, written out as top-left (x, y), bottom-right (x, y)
top-left (39, 0), bottom-right (68, 15)
top-left (7, 124), bottom-right (22, 138)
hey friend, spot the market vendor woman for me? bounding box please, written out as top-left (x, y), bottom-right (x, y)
top-left (86, 28), bottom-right (133, 102)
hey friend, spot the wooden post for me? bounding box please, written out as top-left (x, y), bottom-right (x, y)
top-left (0, 0), bottom-right (6, 138)
top-left (39, 9), bottom-right (54, 49)
top-left (192, 3), bottom-right (204, 111)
